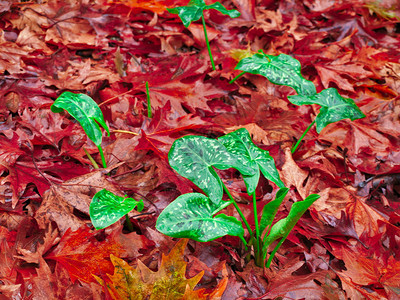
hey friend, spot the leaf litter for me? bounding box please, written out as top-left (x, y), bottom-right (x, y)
top-left (1, 0), bottom-right (400, 299)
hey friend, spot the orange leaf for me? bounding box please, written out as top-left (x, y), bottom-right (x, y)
top-left (45, 226), bottom-right (122, 283)
top-left (97, 239), bottom-right (227, 299)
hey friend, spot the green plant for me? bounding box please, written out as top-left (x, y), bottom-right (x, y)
top-left (51, 92), bottom-right (143, 231)
top-left (167, 0), bottom-right (240, 71)
top-left (156, 128), bottom-right (320, 267)
top-left (51, 92), bottom-right (110, 168)
top-left (231, 50), bottom-right (366, 153)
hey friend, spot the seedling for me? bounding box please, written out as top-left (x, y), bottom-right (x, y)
top-left (90, 189), bottom-right (144, 230)
top-left (51, 92), bottom-right (110, 168)
top-left (231, 50), bottom-right (365, 153)
top-left (51, 92), bottom-right (142, 231)
top-left (145, 81), bottom-right (152, 118)
top-left (167, 0), bottom-right (240, 70)
top-left (156, 128), bottom-right (320, 267)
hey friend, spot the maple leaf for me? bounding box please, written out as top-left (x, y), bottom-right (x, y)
top-left (96, 239), bottom-right (227, 299)
top-left (45, 226), bottom-right (123, 283)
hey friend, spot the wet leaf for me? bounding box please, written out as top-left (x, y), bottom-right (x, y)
top-left (95, 239), bottom-right (227, 299)
top-left (167, 0), bottom-right (240, 28)
top-left (235, 52), bottom-right (317, 96)
top-left (218, 128), bottom-right (284, 194)
top-left (90, 189), bottom-right (144, 230)
top-left (288, 88), bottom-right (366, 133)
top-left (168, 135), bottom-right (255, 204)
top-left (51, 92), bottom-right (110, 147)
top-left (156, 193), bottom-right (244, 242)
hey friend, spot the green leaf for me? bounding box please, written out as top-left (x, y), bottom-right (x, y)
top-left (167, 0), bottom-right (240, 28)
top-left (156, 193), bottom-right (244, 242)
top-left (235, 52), bottom-right (316, 96)
top-left (262, 194), bottom-right (320, 260)
top-left (168, 135), bottom-right (255, 204)
top-left (218, 128), bottom-right (284, 194)
top-left (259, 187), bottom-right (289, 234)
top-left (90, 189), bottom-right (144, 230)
top-left (288, 88), bottom-right (366, 133)
top-left (51, 92), bottom-right (110, 147)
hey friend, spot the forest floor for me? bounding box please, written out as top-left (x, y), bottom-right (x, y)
top-left (1, 0), bottom-right (400, 299)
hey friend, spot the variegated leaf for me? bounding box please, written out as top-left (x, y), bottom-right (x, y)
top-left (288, 88), bottom-right (365, 133)
top-left (156, 193), bottom-right (244, 242)
top-left (218, 128), bottom-right (284, 194)
top-left (90, 189), bottom-right (144, 230)
top-left (168, 135), bottom-right (255, 204)
top-left (167, 0), bottom-right (240, 28)
top-left (235, 52), bottom-right (316, 96)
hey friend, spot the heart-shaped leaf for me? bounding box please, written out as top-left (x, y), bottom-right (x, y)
top-left (262, 194), bottom-right (320, 266)
top-left (259, 187), bottom-right (289, 235)
top-left (288, 88), bottom-right (366, 133)
top-left (167, 0), bottom-right (240, 28)
top-left (168, 135), bottom-right (255, 204)
top-left (90, 189), bottom-right (144, 230)
top-left (51, 92), bottom-right (110, 147)
top-left (218, 128), bottom-right (284, 194)
top-left (235, 52), bottom-right (316, 96)
top-left (156, 193), bottom-right (244, 242)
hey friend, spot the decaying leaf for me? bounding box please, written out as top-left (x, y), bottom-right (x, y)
top-left (95, 239), bottom-right (227, 299)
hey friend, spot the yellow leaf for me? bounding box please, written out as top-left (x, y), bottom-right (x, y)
top-left (97, 239), bottom-right (227, 300)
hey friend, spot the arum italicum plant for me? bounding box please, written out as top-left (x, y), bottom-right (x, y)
top-left (230, 50), bottom-right (366, 153)
top-left (51, 92), bottom-right (143, 231)
top-left (156, 128), bottom-right (320, 267)
top-left (167, 0), bottom-right (240, 70)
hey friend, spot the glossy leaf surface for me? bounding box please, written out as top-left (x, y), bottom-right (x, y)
top-left (51, 92), bottom-right (110, 147)
top-left (156, 193), bottom-right (244, 242)
top-left (90, 189), bottom-right (144, 230)
top-left (263, 194), bottom-right (320, 254)
top-left (235, 52), bottom-right (316, 96)
top-left (167, 0), bottom-right (240, 28)
top-left (168, 135), bottom-right (255, 203)
top-left (218, 128), bottom-right (284, 194)
top-left (259, 187), bottom-right (289, 234)
top-left (288, 88), bottom-right (366, 133)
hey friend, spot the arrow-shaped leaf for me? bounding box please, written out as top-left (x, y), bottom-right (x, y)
top-left (90, 189), bottom-right (144, 230)
top-left (168, 135), bottom-right (255, 204)
top-left (167, 0), bottom-right (240, 28)
top-left (51, 92), bottom-right (110, 147)
top-left (262, 194), bottom-right (320, 267)
top-left (235, 52), bottom-right (316, 96)
top-left (259, 187), bottom-right (289, 235)
top-left (218, 128), bottom-right (284, 194)
top-left (288, 88), bottom-right (366, 133)
top-left (156, 193), bottom-right (244, 242)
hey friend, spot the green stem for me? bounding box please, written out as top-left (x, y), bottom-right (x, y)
top-left (83, 148), bottom-right (99, 169)
top-left (201, 13), bottom-right (216, 71)
top-left (145, 81), bottom-right (152, 118)
top-left (265, 233), bottom-right (289, 268)
top-left (97, 145), bottom-right (107, 168)
top-left (229, 71), bottom-right (245, 84)
top-left (252, 192), bottom-right (262, 266)
top-left (222, 184), bottom-right (252, 235)
top-left (125, 214), bottom-right (134, 232)
top-left (291, 119), bottom-right (316, 154)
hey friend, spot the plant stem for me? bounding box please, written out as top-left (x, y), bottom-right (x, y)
top-left (291, 119), bottom-right (316, 154)
top-left (201, 13), bottom-right (216, 71)
top-left (222, 184), bottom-right (252, 235)
top-left (83, 148), bottom-right (99, 169)
top-left (229, 71), bottom-right (245, 84)
top-left (252, 192), bottom-right (263, 267)
top-left (97, 145), bottom-right (107, 168)
top-left (145, 81), bottom-right (152, 118)
top-left (125, 214), bottom-right (134, 232)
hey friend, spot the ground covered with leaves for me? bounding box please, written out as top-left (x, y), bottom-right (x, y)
top-left (1, 0), bottom-right (400, 299)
